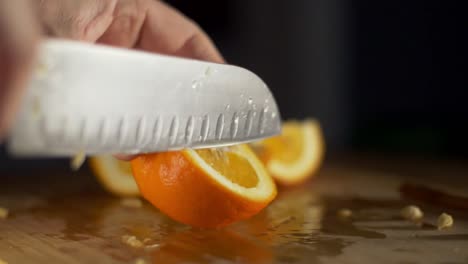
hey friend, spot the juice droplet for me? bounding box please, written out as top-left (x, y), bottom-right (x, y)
top-left (205, 67), bottom-right (211, 76)
top-left (192, 80), bottom-right (200, 89)
top-left (225, 104), bottom-right (231, 111)
top-left (209, 148), bottom-right (230, 165)
top-left (248, 97), bottom-right (253, 105)
top-left (271, 111), bottom-right (277, 118)
top-left (223, 151), bottom-right (229, 165)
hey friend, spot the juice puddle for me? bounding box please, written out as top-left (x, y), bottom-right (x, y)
top-left (6, 179), bottom-right (425, 263)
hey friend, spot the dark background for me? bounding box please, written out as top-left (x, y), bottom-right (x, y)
top-left (167, 0), bottom-right (467, 157)
top-left (1, 0), bottom-right (467, 167)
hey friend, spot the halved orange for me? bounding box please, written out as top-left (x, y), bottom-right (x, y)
top-left (89, 156), bottom-right (140, 197)
top-left (131, 144), bottom-right (277, 228)
top-left (251, 119), bottom-right (325, 186)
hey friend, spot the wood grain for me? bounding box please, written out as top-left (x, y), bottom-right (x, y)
top-left (0, 158), bottom-right (467, 264)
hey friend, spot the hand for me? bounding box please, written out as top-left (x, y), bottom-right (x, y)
top-left (36, 0), bottom-right (224, 62)
top-left (0, 0), bottom-right (39, 140)
top-left (35, 0), bottom-right (225, 160)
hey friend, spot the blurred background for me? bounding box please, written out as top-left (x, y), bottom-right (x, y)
top-left (166, 0), bottom-right (467, 157)
top-left (1, 0), bottom-right (466, 168)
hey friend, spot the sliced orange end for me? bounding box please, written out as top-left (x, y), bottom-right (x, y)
top-left (252, 119), bottom-right (325, 186)
top-left (89, 156), bottom-right (140, 197)
top-left (131, 144), bottom-right (277, 228)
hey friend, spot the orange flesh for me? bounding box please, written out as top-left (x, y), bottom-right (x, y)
top-left (195, 148), bottom-right (259, 188)
top-left (261, 124), bottom-right (303, 162)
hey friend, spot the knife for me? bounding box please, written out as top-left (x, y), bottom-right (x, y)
top-left (7, 39), bottom-right (281, 157)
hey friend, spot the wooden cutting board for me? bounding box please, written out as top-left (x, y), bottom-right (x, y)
top-left (0, 156), bottom-right (467, 264)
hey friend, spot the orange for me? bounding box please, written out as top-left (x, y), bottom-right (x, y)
top-left (251, 119), bottom-right (325, 185)
top-left (131, 144), bottom-right (277, 228)
top-left (89, 156), bottom-right (140, 197)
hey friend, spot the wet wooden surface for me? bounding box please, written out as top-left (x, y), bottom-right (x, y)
top-left (0, 156), bottom-right (467, 264)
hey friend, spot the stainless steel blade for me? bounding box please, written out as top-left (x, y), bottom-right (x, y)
top-left (8, 39), bottom-right (281, 156)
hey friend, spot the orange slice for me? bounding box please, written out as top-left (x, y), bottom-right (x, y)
top-left (89, 156), bottom-right (140, 197)
top-left (252, 119), bottom-right (325, 185)
top-left (131, 144), bottom-right (277, 228)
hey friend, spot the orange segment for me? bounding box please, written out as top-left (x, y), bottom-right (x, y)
top-left (89, 156), bottom-right (140, 197)
top-left (131, 144), bottom-right (277, 228)
top-left (252, 119), bottom-right (325, 185)
top-left (196, 149), bottom-right (259, 188)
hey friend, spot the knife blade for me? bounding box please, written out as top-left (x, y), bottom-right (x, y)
top-left (7, 39), bottom-right (281, 157)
